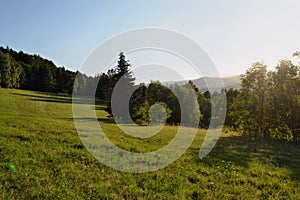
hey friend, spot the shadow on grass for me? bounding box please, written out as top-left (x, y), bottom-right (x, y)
top-left (12, 92), bottom-right (72, 104)
top-left (194, 134), bottom-right (300, 181)
top-left (65, 117), bottom-right (116, 124)
top-left (12, 92), bottom-right (104, 105)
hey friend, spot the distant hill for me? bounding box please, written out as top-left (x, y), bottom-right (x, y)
top-left (166, 75), bottom-right (241, 92)
top-left (192, 75), bottom-right (241, 91)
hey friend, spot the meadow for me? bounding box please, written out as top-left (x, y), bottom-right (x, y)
top-left (0, 88), bottom-right (300, 199)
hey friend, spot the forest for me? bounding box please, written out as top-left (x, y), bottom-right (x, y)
top-left (0, 46), bottom-right (299, 141)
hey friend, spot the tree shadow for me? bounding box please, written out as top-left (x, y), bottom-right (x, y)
top-left (34, 91), bottom-right (71, 97)
top-left (193, 134), bottom-right (300, 181)
top-left (94, 105), bottom-right (107, 110)
top-left (64, 117), bottom-right (116, 124)
top-left (12, 92), bottom-right (103, 105)
top-left (28, 98), bottom-right (72, 104)
top-left (12, 91), bottom-right (115, 123)
top-left (12, 92), bottom-right (73, 104)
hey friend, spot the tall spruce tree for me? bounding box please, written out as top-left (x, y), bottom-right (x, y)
top-left (106, 52), bottom-right (135, 123)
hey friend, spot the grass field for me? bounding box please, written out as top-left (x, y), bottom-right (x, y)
top-left (0, 89), bottom-right (300, 199)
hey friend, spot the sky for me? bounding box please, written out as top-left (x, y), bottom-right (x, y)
top-left (1, 0), bottom-right (300, 81)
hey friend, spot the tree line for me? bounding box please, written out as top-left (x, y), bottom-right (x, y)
top-left (0, 46), bottom-right (299, 141)
top-left (95, 52), bottom-right (212, 128)
top-left (0, 47), bottom-right (75, 93)
top-left (225, 57), bottom-right (300, 141)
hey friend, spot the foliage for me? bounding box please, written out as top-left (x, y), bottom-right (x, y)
top-left (97, 53), bottom-right (203, 128)
top-left (0, 47), bottom-right (75, 93)
top-left (0, 50), bottom-right (24, 88)
top-left (228, 57), bottom-right (300, 141)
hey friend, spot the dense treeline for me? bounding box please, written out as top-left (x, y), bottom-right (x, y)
top-left (1, 46), bottom-right (299, 141)
top-left (92, 52), bottom-right (211, 127)
top-left (225, 55), bottom-right (300, 141)
top-left (0, 47), bottom-right (75, 93)
top-left (94, 52), bottom-right (300, 141)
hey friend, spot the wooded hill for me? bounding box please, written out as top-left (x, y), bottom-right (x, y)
top-left (0, 47), bottom-right (75, 93)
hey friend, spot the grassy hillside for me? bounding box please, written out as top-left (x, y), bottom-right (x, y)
top-left (0, 89), bottom-right (299, 199)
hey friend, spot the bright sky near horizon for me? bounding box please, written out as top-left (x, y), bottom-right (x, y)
top-left (1, 0), bottom-right (300, 79)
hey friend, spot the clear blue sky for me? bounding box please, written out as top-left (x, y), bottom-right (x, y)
top-left (1, 0), bottom-right (300, 78)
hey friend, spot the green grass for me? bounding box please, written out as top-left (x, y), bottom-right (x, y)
top-left (0, 88), bottom-right (300, 199)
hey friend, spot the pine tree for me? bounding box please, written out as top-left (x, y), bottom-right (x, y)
top-left (105, 52), bottom-right (135, 123)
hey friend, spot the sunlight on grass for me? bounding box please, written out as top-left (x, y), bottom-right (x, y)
top-left (0, 89), bottom-right (299, 199)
